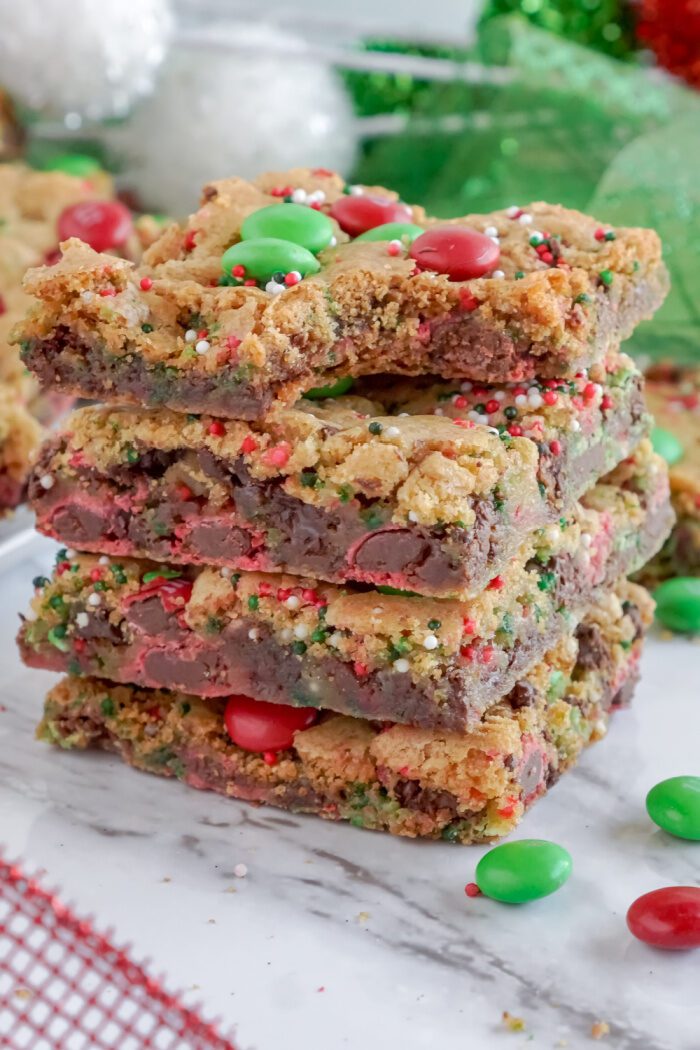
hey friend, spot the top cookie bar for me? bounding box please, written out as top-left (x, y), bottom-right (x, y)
top-left (15, 167), bottom-right (667, 420)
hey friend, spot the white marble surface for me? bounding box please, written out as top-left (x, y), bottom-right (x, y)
top-left (1, 531), bottom-right (699, 1050)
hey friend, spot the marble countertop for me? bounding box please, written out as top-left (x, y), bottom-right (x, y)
top-left (1, 530), bottom-right (698, 1050)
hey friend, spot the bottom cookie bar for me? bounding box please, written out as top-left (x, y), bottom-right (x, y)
top-left (38, 581), bottom-right (652, 844)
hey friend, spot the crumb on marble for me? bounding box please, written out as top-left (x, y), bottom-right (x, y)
top-left (502, 1011), bottom-right (526, 1032)
top-left (233, 863), bottom-right (248, 878)
top-left (356, 911), bottom-right (370, 923)
top-left (591, 1021), bottom-right (610, 1040)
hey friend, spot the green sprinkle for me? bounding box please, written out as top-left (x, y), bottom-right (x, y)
top-left (427, 618), bottom-right (441, 631)
top-left (368, 421), bottom-right (383, 435)
top-left (537, 570), bottom-right (557, 593)
top-left (48, 595), bottom-right (65, 611)
top-left (604, 231), bottom-right (616, 241)
top-left (359, 506), bottom-right (384, 530)
top-left (473, 403), bottom-right (486, 414)
top-left (377, 585), bottom-right (420, 597)
top-left (206, 616), bottom-right (224, 634)
top-left (141, 323), bottom-right (154, 333)
top-left (300, 470), bottom-right (323, 489)
top-left (230, 573), bottom-right (241, 588)
top-left (111, 565), bottom-right (128, 585)
top-left (142, 568), bottom-right (182, 584)
top-left (55, 548), bottom-right (68, 564)
top-left (574, 293), bottom-right (590, 304)
top-left (33, 575), bottom-right (49, 589)
top-left (124, 446), bottom-right (139, 465)
top-left (310, 627), bottom-right (328, 644)
top-left (504, 405), bottom-right (517, 420)
top-left (47, 626), bottom-right (69, 652)
top-left (93, 580), bottom-right (106, 591)
top-left (292, 640), bottom-right (307, 655)
top-left (337, 484), bottom-right (353, 504)
top-left (247, 595), bottom-right (260, 611)
top-left (179, 701), bottom-right (192, 715)
top-left (100, 697), bottom-right (116, 717)
top-left (598, 269), bottom-right (613, 287)
top-left (514, 271), bottom-right (525, 279)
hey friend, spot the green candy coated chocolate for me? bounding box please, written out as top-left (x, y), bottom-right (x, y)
top-left (241, 203), bottom-right (334, 253)
top-left (475, 839), bottom-right (572, 903)
top-left (647, 776), bottom-right (700, 841)
top-left (222, 238), bottom-right (320, 283)
top-left (356, 222), bottom-right (425, 243)
top-left (651, 426), bottom-right (684, 465)
top-left (376, 585), bottom-right (421, 597)
top-left (653, 577), bottom-right (700, 634)
top-left (43, 153), bottom-right (102, 177)
top-left (303, 376), bottom-right (354, 400)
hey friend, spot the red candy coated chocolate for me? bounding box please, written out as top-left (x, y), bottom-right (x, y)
top-left (330, 195), bottom-right (412, 237)
top-left (409, 226), bottom-right (500, 281)
top-left (224, 695), bottom-right (319, 753)
top-left (57, 200), bottom-right (133, 252)
top-left (627, 886), bottom-right (700, 950)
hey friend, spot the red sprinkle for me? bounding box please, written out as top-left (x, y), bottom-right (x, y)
top-left (464, 883), bottom-right (481, 898)
top-left (459, 290), bottom-right (479, 311)
top-left (262, 751), bottom-right (278, 766)
top-left (583, 382), bottom-right (597, 401)
top-left (600, 394), bottom-right (614, 411)
top-left (549, 439), bottom-right (563, 456)
top-left (208, 421), bottom-right (226, 437)
top-left (258, 582), bottom-right (273, 597)
top-left (269, 186), bottom-right (293, 198)
top-left (240, 434), bottom-right (258, 455)
top-left (140, 276), bottom-right (153, 291)
top-left (231, 265), bottom-right (246, 278)
top-left (485, 399), bottom-right (500, 415)
top-left (73, 638), bottom-right (86, 653)
top-left (226, 334), bottom-right (242, 353)
top-left (508, 424), bottom-right (523, 437)
top-left (543, 390), bottom-right (558, 406)
top-left (263, 442), bottom-right (291, 468)
top-left (353, 661), bottom-right (369, 677)
top-left (175, 484), bottom-right (193, 501)
top-left (460, 644), bottom-right (477, 662)
top-left (244, 279), bottom-right (257, 287)
top-left (89, 568), bottom-right (103, 582)
top-left (462, 618), bottom-right (476, 635)
top-left (453, 395), bottom-right (468, 409)
top-left (183, 229), bottom-right (197, 252)
top-left (311, 168), bottom-right (335, 177)
top-left (301, 588), bottom-right (318, 604)
top-left (452, 419), bottom-right (473, 429)
top-left (594, 228), bottom-right (606, 241)
top-left (488, 576), bottom-right (505, 590)
top-left (284, 271), bottom-right (301, 286)
top-left (99, 287), bottom-right (116, 297)
top-left (480, 645), bottom-right (495, 665)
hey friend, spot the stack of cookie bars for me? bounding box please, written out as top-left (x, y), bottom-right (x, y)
top-left (16, 169), bottom-right (673, 843)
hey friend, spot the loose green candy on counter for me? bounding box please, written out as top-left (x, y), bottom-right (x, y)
top-left (241, 203), bottom-right (334, 254)
top-left (651, 426), bottom-right (684, 465)
top-left (356, 222), bottom-right (425, 243)
top-left (647, 776), bottom-right (700, 840)
top-left (653, 577), bottom-right (700, 634)
top-left (43, 153), bottom-right (102, 177)
top-left (303, 376), bottom-right (355, 400)
top-left (475, 839), bottom-right (572, 903)
top-left (221, 238), bottom-right (321, 283)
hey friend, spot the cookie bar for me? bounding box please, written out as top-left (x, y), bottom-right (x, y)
top-left (27, 350), bottom-right (648, 598)
top-left (0, 385), bottom-right (42, 512)
top-left (37, 581), bottom-right (653, 844)
top-left (15, 168), bottom-right (667, 420)
top-left (637, 363), bottom-right (700, 585)
top-left (19, 446), bottom-right (672, 729)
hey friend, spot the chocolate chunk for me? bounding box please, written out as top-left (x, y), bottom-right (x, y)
top-left (126, 596), bottom-right (179, 638)
top-left (74, 607), bottom-right (123, 642)
top-left (508, 680), bottom-right (537, 709)
top-left (393, 779), bottom-right (459, 818)
top-left (186, 522), bottom-right (253, 561)
top-left (575, 622), bottom-right (612, 672)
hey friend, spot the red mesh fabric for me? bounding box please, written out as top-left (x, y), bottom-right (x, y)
top-left (0, 855), bottom-right (237, 1049)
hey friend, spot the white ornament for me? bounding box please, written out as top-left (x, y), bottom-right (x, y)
top-left (103, 25), bottom-right (358, 215)
top-left (0, 0), bottom-right (171, 122)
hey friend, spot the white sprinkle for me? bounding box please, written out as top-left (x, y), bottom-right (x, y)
top-left (423, 634), bottom-right (439, 651)
top-left (486, 426), bottom-right (500, 436)
top-left (581, 533), bottom-right (592, 548)
top-left (434, 407), bottom-right (444, 416)
top-left (291, 188), bottom-right (308, 204)
top-left (388, 239), bottom-right (404, 253)
top-left (384, 426), bottom-right (400, 438)
top-left (397, 412), bottom-right (410, 417)
top-left (491, 270), bottom-right (505, 279)
top-left (372, 607), bottom-right (383, 615)
top-left (329, 236), bottom-right (337, 248)
top-left (220, 567), bottom-right (232, 578)
top-left (76, 612), bottom-right (89, 628)
top-left (545, 525), bottom-right (560, 544)
top-left (328, 632), bottom-right (342, 648)
top-left (248, 627), bottom-right (260, 641)
top-left (493, 390), bottom-right (506, 401)
top-left (265, 280), bottom-right (285, 295)
top-left (39, 475), bottom-right (54, 490)
top-left (393, 658), bottom-right (410, 673)
top-left (506, 205), bottom-right (520, 217)
top-left (280, 627), bottom-right (294, 643)
top-left (460, 381), bottom-right (473, 392)
top-left (195, 339), bottom-right (211, 354)
top-left (287, 270), bottom-right (302, 283)
top-left (87, 593), bottom-right (101, 607)
top-left (518, 213), bottom-right (533, 225)
top-left (484, 225), bottom-right (498, 237)
top-left (80, 290), bottom-right (94, 302)
top-left (348, 185), bottom-right (364, 196)
top-left (65, 549), bottom-right (77, 560)
top-left (294, 624), bottom-right (309, 640)
top-left (98, 555), bottom-right (110, 565)
top-left (285, 595), bottom-right (301, 611)
top-left (530, 230), bottom-right (544, 242)
top-left (528, 394), bottom-right (543, 409)
top-left (408, 510), bottom-right (419, 523)
top-left (307, 189), bottom-right (326, 204)
top-left (184, 329), bottom-right (197, 343)
top-left (308, 681), bottom-right (320, 694)
top-left (515, 395), bottom-right (528, 407)
top-left (233, 863), bottom-right (248, 878)
top-left (489, 236), bottom-right (500, 245)
top-left (570, 419), bottom-right (581, 432)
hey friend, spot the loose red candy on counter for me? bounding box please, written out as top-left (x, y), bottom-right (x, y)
top-left (627, 887), bottom-right (700, 950)
top-left (224, 695), bottom-right (319, 753)
top-left (57, 200), bottom-right (133, 252)
top-left (330, 194), bottom-right (413, 237)
top-left (409, 227), bottom-right (501, 281)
